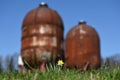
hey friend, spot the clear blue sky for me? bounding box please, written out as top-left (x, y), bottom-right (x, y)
top-left (0, 0), bottom-right (120, 58)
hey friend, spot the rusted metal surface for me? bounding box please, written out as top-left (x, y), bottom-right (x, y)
top-left (21, 3), bottom-right (64, 68)
top-left (65, 21), bottom-right (101, 70)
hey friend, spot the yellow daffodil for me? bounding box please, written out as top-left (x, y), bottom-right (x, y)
top-left (57, 60), bottom-right (64, 66)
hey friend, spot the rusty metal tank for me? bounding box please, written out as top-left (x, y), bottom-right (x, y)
top-left (21, 3), bottom-right (64, 68)
top-left (65, 21), bottom-right (101, 70)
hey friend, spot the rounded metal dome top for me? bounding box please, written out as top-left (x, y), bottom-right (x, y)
top-left (22, 2), bottom-right (64, 30)
top-left (67, 20), bottom-right (99, 38)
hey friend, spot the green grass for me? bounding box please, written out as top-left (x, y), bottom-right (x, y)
top-left (0, 66), bottom-right (120, 80)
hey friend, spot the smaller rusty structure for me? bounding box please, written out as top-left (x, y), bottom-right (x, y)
top-left (65, 20), bottom-right (101, 70)
top-left (21, 2), bottom-right (64, 70)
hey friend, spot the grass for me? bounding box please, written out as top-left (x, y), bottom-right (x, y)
top-left (0, 66), bottom-right (120, 80)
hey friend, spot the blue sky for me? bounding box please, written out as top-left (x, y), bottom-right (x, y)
top-left (0, 0), bottom-right (120, 58)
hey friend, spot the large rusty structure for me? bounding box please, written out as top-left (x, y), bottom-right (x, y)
top-left (65, 21), bottom-right (101, 70)
top-left (21, 3), bottom-right (64, 69)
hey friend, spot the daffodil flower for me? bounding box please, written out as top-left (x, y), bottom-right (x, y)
top-left (57, 60), bottom-right (64, 66)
